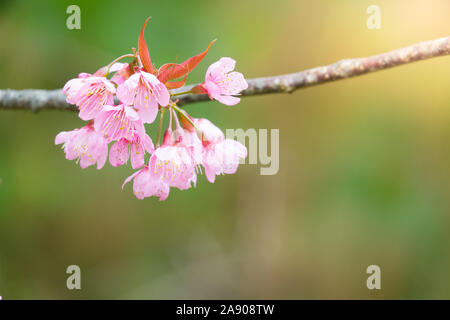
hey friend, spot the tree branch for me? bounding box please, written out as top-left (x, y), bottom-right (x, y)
top-left (1, 36), bottom-right (449, 111)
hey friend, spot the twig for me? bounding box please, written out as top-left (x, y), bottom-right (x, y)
top-left (1, 36), bottom-right (449, 111)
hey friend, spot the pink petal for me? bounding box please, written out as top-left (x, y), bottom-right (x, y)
top-left (124, 106), bottom-right (140, 121)
top-left (122, 169), bottom-right (143, 189)
top-left (140, 71), bottom-right (170, 107)
top-left (207, 57), bottom-right (236, 79)
top-left (109, 62), bottom-right (126, 73)
top-left (135, 85), bottom-right (158, 123)
top-left (116, 73), bottom-right (140, 105)
top-left (215, 95), bottom-right (240, 106)
top-left (204, 165), bottom-right (217, 183)
top-left (155, 83), bottom-right (170, 106)
top-left (133, 167), bottom-right (170, 200)
top-left (141, 133), bottom-right (155, 154)
top-left (55, 131), bottom-right (72, 145)
top-left (202, 81), bottom-right (221, 100)
top-left (194, 118), bottom-right (224, 144)
top-left (140, 71), bottom-right (160, 85)
top-left (221, 71), bottom-right (248, 95)
top-left (109, 139), bottom-right (130, 167)
top-left (94, 105), bottom-right (143, 142)
top-left (130, 140), bottom-right (145, 169)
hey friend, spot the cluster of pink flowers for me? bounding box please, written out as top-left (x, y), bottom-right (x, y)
top-left (56, 18), bottom-right (248, 200)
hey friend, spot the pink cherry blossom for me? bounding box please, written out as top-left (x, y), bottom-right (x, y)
top-left (56, 20), bottom-right (252, 201)
top-left (55, 124), bottom-right (109, 170)
top-left (122, 165), bottom-right (170, 201)
top-left (151, 130), bottom-right (197, 190)
top-left (194, 118), bottom-right (247, 183)
top-left (94, 104), bottom-right (145, 142)
top-left (171, 127), bottom-right (203, 168)
top-left (63, 73), bottom-right (116, 121)
top-left (199, 57), bottom-right (248, 106)
top-left (109, 131), bottom-right (154, 169)
top-left (116, 70), bottom-right (170, 123)
top-left (202, 139), bottom-right (247, 183)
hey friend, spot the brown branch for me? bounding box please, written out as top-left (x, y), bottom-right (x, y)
top-left (1, 36), bottom-right (449, 111)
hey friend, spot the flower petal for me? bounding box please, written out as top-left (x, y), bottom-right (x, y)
top-left (130, 139), bottom-right (145, 169)
top-left (116, 73), bottom-right (140, 106)
top-left (215, 95), bottom-right (240, 106)
top-left (109, 139), bottom-right (130, 167)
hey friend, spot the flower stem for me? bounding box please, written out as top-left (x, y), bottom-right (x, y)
top-left (170, 89), bottom-right (193, 97)
top-left (105, 54), bottom-right (136, 77)
top-left (172, 107), bottom-right (181, 129)
top-left (155, 107), bottom-right (166, 148)
top-left (168, 106), bottom-right (173, 130)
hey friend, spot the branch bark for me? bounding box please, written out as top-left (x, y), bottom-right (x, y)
top-left (1, 35), bottom-right (449, 111)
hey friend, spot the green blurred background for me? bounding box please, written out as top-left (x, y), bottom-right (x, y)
top-left (0, 0), bottom-right (450, 299)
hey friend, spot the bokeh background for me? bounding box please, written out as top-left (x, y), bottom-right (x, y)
top-left (1, 0), bottom-right (450, 299)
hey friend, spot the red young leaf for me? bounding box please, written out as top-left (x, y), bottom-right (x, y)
top-left (157, 63), bottom-right (188, 88)
top-left (160, 39), bottom-right (216, 81)
top-left (178, 110), bottom-right (195, 132)
top-left (157, 63), bottom-right (181, 83)
top-left (165, 79), bottom-right (187, 89)
top-left (138, 17), bottom-right (155, 74)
